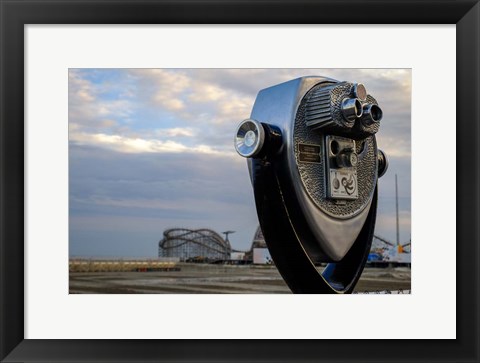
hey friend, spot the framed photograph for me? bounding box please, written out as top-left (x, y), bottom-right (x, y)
top-left (1, 1), bottom-right (478, 362)
top-left (67, 67), bottom-right (412, 295)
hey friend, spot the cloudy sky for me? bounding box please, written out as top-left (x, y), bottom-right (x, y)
top-left (69, 69), bottom-right (411, 258)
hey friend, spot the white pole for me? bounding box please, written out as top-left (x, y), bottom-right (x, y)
top-left (395, 174), bottom-right (400, 247)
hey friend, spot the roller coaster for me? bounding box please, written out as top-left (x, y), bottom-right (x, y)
top-left (158, 225), bottom-right (410, 266)
top-left (158, 228), bottom-right (232, 262)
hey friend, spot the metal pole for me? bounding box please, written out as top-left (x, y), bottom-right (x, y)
top-left (395, 174), bottom-right (400, 247)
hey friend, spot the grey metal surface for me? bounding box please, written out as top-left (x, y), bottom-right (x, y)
top-left (355, 94), bottom-right (382, 136)
top-left (234, 118), bottom-right (265, 157)
top-left (295, 97), bottom-right (377, 218)
top-left (305, 81), bottom-right (382, 138)
top-left (305, 82), bottom-right (357, 130)
top-left (249, 76), bottom-right (375, 261)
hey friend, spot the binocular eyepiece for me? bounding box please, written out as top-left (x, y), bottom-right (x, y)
top-left (234, 76), bottom-right (388, 294)
top-left (304, 81), bottom-right (383, 138)
top-left (234, 119), bottom-right (283, 159)
top-left (234, 119), bottom-right (265, 158)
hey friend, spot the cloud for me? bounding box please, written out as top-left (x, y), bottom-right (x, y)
top-left (133, 69), bottom-right (191, 111)
top-left (69, 69), bottom-right (136, 133)
top-left (376, 135), bottom-right (411, 158)
top-left (69, 70), bottom-right (95, 102)
top-left (154, 127), bottom-right (195, 137)
top-left (69, 142), bottom-right (256, 252)
top-left (70, 131), bottom-right (227, 155)
top-left (128, 69), bottom-right (256, 125)
top-left (69, 68), bottom-right (412, 257)
top-left (70, 68), bottom-right (412, 157)
top-left (188, 83), bottom-right (226, 102)
top-left (374, 211), bottom-right (412, 244)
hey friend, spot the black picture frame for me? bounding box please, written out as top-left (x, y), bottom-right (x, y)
top-left (1, 1), bottom-right (479, 362)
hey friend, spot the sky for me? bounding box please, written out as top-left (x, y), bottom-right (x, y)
top-left (69, 69), bottom-right (411, 258)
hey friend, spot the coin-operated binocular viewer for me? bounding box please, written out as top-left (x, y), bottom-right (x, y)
top-left (234, 76), bottom-right (388, 294)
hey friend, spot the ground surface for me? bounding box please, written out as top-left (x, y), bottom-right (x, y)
top-left (69, 264), bottom-right (411, 294)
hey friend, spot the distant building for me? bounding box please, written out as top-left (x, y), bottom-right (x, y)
top-left (253, 248), bottom-right (273, 264)
top-left (230, 252), bottom-right (246, 261)
top-left (159, 228), bottom-right (231, 262)
top-left (244, 226), bottom-right (270, 263)
top-left (251, 226), bottom-right (267, 249)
